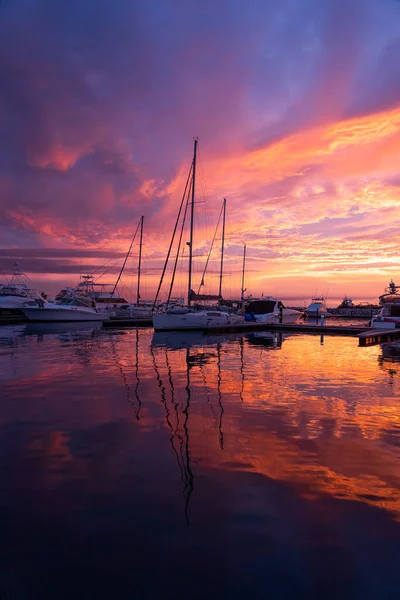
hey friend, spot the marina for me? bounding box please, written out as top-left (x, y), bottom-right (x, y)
top-left (1, 0), bottom-right (399, 595)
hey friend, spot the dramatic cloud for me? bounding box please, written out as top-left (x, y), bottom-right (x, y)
top-left (0, 0), bottom-right (399, 301)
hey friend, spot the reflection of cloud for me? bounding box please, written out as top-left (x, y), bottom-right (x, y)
top-left (2, 328), bottom-right (400, 524)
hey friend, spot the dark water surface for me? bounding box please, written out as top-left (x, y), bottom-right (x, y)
top-left (1, 323), bottom-right (400, 599)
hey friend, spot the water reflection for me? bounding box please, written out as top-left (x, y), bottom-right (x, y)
top-left (151, 343), bottom-right (194, 523)
top-left (378, 340), bottom-right (400, 384)
top-left (2, 325), bottom-right (400, 597)
top-left (246, 330), bottom-right (284, 348)
top-left (111, 328), bottom-right (142, 420)
top-left (24, 321), bottom-right (102, 336)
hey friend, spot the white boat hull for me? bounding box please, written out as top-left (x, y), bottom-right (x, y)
top-left (305, 310), bottom-right (328, 318)
top-left (153, 311), bottom-right (243, 331)
top-left (113, 308), bottom-right (153, 320)
top-left (254, 309), bottom-right (302, 324)
top-left (371, 317), bottom-right (399, 329)
top-left (21, 306), bottom-right (107, 322)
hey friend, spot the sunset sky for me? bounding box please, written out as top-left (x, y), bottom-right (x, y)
top-left (1, 0), bottom-right (399, 304)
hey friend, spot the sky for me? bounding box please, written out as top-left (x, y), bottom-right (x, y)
top-left (0, 0), bottom-right (399, 304)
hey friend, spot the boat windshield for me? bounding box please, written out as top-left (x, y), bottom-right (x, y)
top-left (94, 296), bottom-right (128, 304)
top-left (57, 296), bottom-right (93, 308)
top-left (246, 300), bottom-right (277, 315)
top-left (0, 286), bottom-right (30, 297)
top-left (380, 294), bottom-right (400, 304)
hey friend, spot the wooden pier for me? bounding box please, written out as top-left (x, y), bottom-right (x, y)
top-left (358, 328), bottom-right (400, 347)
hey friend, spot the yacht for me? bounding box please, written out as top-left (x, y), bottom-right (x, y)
top-left (244, 298), bottom-right (302, 324)
top-left (305, 297), bottom-right (328, 318)
top-left (57, 275), bottom-right (129, 309)
top-left (328, 296), bottom-right (379, 317)
top-left (21, 293), bottom-right (108, 322)
top-left (0, 263), bottom-right (47, 320)
top-left (371, 280), bottom-right (400, 329)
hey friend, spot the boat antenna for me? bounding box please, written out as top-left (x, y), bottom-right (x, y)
top-left (187, 137), bottom-right (198, 307)
top-left (218, 198), bottom-right (226, 299)
top-left (136, 215), bottom-right (144, 306)
top-left (112, 217), bottom-right (141, 296)
top-left (241, 244), bottom-right (247, 303)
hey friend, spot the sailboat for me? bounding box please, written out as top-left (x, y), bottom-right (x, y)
top-left (54, 216), bottom-right (152, 321)
top-left (107, 215), bottom-right (153, 321)
top-left (152, 140), bottom-right (243, 331)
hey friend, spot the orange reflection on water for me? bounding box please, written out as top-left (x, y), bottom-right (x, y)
top-left (2, 326), bottom-right (400, 520)
top-left (151, 333), bottom-right (400, 519)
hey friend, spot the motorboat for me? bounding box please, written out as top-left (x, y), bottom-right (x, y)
top-left (244, 298), bottom-right (302, 324)
top-left (0, 263), bottom-right (47, 320)
top-left (371, 280), bottom-right (400, 329)
top-left (21, 294), bottom-right (109, 322)
top-left (305, 297), bottom-right (328, 318)
top-left (56, 276), bottom-right (128, 309)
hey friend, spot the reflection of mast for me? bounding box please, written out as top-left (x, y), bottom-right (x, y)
top-left (217, 343), bottom-right (224, 450)
top-left (134, 328), bottom-right (141, 420)
top-left (199, 359), bottom-right (217, 418)
top-left (240, 336), bottom-right (245, 403)
top-left (110, 332), bottom-right (141, 419)
top-left (151, 345), bottom-right (194, 523)
top-left (183, 348), bottom-right (195, 522)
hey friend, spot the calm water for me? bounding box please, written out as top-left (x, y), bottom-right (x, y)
top-left (1, 323), bottom-right (400, 599)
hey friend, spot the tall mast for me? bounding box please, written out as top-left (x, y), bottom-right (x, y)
top-left (218, 198), bottom-right (226, 299)
top-left (112, 217), bottom-right (141, 296)
top-left (241, 244), bottom-right (247, 303)
top-left (136, 215), bottom-right (144, 306)
top-left (187, 138), bottom-right (198, 307)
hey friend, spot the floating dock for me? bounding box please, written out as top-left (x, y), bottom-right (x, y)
top-left (100, 319), bottom-right (376, 337)
top-left (203, 322), bottom-right (369, 336)
top-left (102, 318), bottom-right (153, 328)
top-left (358, 328), bottom-right (400, 347)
